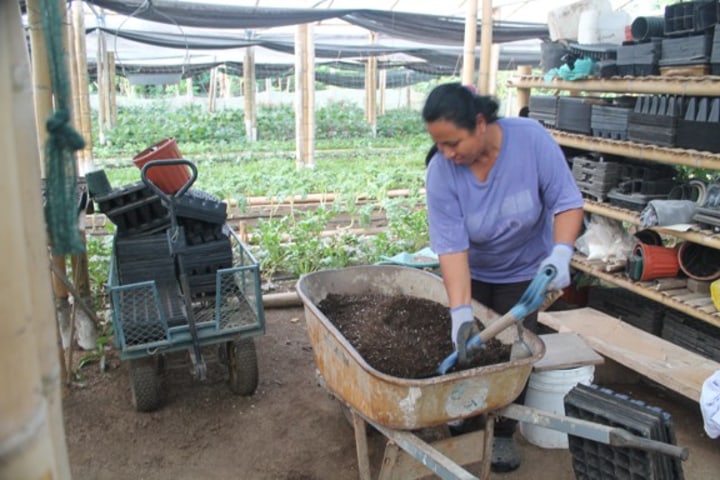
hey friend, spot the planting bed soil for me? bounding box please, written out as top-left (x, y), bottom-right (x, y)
top-left (317, 293), bottom-right (511, 378)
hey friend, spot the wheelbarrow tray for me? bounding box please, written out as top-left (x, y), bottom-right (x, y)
top-left (296, 265), bottom-right (545, 430)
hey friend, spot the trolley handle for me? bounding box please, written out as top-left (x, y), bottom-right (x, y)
top-left (140, 159), bottom-right (198, 204)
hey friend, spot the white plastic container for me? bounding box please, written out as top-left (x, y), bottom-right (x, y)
top-left (519, 365), bottom-right (595, 449)
top-left (547, 0), bottom-right (611, 41)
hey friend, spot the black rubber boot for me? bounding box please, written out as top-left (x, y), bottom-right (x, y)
top-left (491, 436), bottom-right (521, 473)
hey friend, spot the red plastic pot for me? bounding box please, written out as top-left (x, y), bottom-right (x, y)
top-left (633, 242), bottom-right (680, 281)
top-left (132, 138), bottom-right (190, 194)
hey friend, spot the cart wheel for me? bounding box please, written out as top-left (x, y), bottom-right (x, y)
top-left (129, 357), bottom-right (163, 412)
top-left (227, 338), bottom-right (258, 396)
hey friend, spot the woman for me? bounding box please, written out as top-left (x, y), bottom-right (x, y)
top-left (422, 82), bottom-right (584, 473)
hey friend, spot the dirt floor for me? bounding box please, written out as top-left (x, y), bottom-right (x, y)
top-left (63, 303), bottom-right (720, 480)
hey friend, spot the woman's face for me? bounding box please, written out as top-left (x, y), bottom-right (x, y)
top-left (426, 117), bottom-right (484, 167)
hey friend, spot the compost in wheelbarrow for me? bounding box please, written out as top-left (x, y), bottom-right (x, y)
top-left (317, 292), bottom-right (511, 378)
top-left (296, 265), bottom-right (545, 430)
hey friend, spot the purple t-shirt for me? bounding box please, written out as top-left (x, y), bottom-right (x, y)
top-left (426, 117), bottom-right (583, 283)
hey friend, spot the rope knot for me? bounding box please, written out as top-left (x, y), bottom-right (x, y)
top-left (46, 108), bottom-right (86, 151)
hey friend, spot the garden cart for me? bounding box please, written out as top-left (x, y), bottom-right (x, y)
top-left (106, 159), bottom-right (265, 412)
top-left (296, 265), bottom-right (688, 479)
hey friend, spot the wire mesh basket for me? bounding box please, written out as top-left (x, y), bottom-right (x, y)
top-left (108, 229), bottom-right (265, 356)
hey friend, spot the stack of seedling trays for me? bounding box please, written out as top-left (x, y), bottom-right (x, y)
top-left (591, 97), bottom-right (636, 140)
top-left (565, 383), bottom-right (684, 480)
top-left (692, 182), bottom-right (720, 230)
top-left (661, 310), bottom-right (720, 361)
top-left (567, 43), bottom-right (618, 62)
top-left (114, 234), bottom-right (187, 346)
top-left (606, 160), bottom-right (678, 212)
top-left (528, 95), bottom-right (558, 127)
top-left (627, 96), bottom-right (685, 147)
top-left (616, 39), bottom-right (663, 77)
top-left (659, 31), bottom-right (714, 72)
top-left (557, 97), bottom-right (602, 135)
top-left (676, 96), bottom-right (720, 153)
top-left (92, 170), bottom-right (231, 342)
top-left (664, 0), bottom-right (717, 36)
top-left (571, 154), bottom-right (623, 201)
top-left (170, 190), bottom-right (231, 300)
top-left (94, 181), bottom-right (170, 237)
top-left (587, 287), bottom-right (666, 335)
top-left (711, 23), bottom-right (720, 74)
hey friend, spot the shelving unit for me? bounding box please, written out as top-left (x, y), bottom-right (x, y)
top-left (512, 73), bottom-right (720, 393)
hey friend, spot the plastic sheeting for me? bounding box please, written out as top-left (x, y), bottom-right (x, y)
top-left (85, 0), bottom-right (549, 44)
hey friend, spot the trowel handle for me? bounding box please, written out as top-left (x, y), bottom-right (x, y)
top-left (467, 265), bottom-right (557, 349)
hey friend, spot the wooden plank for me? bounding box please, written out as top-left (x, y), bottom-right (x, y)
top-left (538, 307), bottom-right (720, 402)
top-left (534, 332), bottom-right (604, 372)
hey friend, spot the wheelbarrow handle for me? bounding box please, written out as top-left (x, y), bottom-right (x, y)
top-left (437, 266), bottom-right (557, 375)
top-left (140, 159), bottom-right (198, 204)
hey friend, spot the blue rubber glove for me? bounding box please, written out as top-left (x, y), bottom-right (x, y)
top-left (538, 243), bottom-right (574, 290)
top-left (450, 305), bottom-right (478, 365)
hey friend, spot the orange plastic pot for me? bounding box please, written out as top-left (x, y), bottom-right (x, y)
top-left (632, 242), bottom-right (680, 281)
top-left (132, 138), bottom-right (190, 194)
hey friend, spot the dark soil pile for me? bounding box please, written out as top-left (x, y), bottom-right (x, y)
top-left (317, 293), bottom-right (510, 378)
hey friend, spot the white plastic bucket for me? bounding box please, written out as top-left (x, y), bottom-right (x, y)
top-left (519, 365), bottom-right (595, 449)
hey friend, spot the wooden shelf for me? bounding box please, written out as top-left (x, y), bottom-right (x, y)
top-left (539, 307), bottom-right (720, 402)
top-left (583, 200), bottom-right (720, 249)
top-left (551, 130), bottom-right (720, 170)
top-left (571, 255), bottom-right (720, 329)
top-left (509, 74), bottom-right (720, 96)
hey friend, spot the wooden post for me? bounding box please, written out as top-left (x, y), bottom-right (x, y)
top-left (2, 1), bottom-right (71, 478)
top-left (478, 0), bottom-right (494, 95)
top-left (515, 65), bottom-right (533, 114)
top-left (462, 0), bottom-right (478, 86)
top-left (243, 46), bottom-right (257, 141)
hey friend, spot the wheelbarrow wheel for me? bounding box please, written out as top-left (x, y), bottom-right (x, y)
top-left (227, 338), bottom-right (258, 396)
top-left (129, 357), bottom-right (163, 412)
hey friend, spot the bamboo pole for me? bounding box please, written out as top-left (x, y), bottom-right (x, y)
top-left (294, 23), bottom-right (315, 169)
top-left (208, 66), bottom-right (217, 113)
top-left (2, 1), bottom-right (70, 478)
top-left (489, 43), bottom-right (500, 96)
top-left (378, 68), bottom-right (386, 116)
top-left (365, 32), bottom-right (377, 133)
top-left (304, 24), bottom-right (315, 167)
top-left (462, 0), bottom-right (478, 86)
top-left (71, 1), bottom-right (93, 170)
top-left (478, 0), bottom-right (493, 94)
top-left (96, 25), bottom-right (107, 144)
top-left (186, 76), bottom-right (193, 98)
top-left (108, 51), bottom-right (117, 127)
top-left (244, 46), bottom-right (257, 141)
top-left (514, 65), bottom-right (532, 114)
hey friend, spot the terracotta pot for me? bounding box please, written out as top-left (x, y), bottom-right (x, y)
top-left (132, 138), bottom-right (190, 194)
top-left (633, 242), bottom-right (680, 281)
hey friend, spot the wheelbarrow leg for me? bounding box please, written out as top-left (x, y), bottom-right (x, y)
top-left (351, 410), bottom-right (372, 480)
top-left (480, 415), bottom-right (494, 480)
